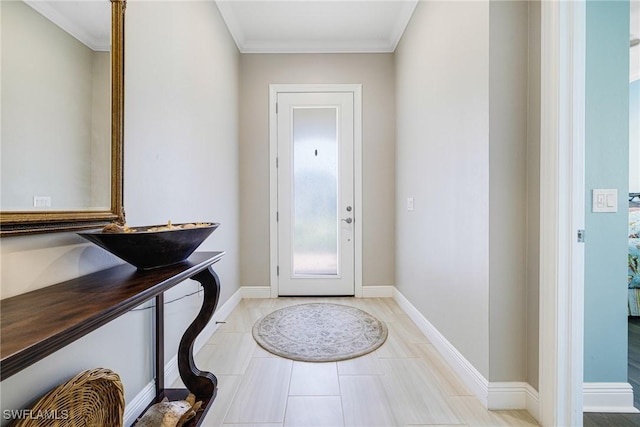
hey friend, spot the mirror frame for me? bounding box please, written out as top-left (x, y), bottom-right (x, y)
top-left (0, 0), bottom-right (126, 236)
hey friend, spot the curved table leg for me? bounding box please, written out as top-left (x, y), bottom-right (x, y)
top-left (178, 266), bottom-right (220, 398)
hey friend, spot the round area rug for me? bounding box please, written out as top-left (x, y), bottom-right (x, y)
top-left (252, 303), bottom-right (388, 362)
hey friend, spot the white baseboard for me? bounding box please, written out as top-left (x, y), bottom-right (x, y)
top-left (194, 287), bottom-right (244, 350)
top-left (392, 287), bottom-right (539, 416)
top-left (362, 285), bottom-right (395, 298)
top-left (583, 382), bottom-right (639, 413)
top-left (241, 286), bottom-right (271, 299)
top-left (164, 355), bottom-right (179, 391)
top-left (130, 286), bottom-right (638, 424)
top-left (392, 288), bottom-right (490, 406)
top-left (393, 287), bottom-right (640, 417)
top-left (525, 384), bottom-right (540, 421)
top-left (124, 382), bottom-right (155, 426)
top-left (488, 382), bottom-right (540, 419)
top-left (124, 287), bottom-right (244, 426)
top-left (242, 285), bottom-right (395, 299)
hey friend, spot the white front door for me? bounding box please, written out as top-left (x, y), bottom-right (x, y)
top-left (276, 91), bottom-right (355, 296)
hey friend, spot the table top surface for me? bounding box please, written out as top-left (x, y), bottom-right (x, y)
top-left (0, 251), bottom-right (224, 379)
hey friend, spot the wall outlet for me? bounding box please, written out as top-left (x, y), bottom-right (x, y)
top-left (33, 196), bottom-right (51, 208)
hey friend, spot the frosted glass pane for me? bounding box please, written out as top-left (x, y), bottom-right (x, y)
top-left (292, 107), bottom-right (338, 275)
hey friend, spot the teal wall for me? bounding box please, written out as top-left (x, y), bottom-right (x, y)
top-left (584, 0), bottom-right (630, 382)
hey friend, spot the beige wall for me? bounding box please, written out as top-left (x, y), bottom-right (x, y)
top-left (526, 0), bottom-right (541, 391)
top-left (395, 0), bottom-right (536, 384)
top-left (488, 0), bottom-right (528, 382)
top-left (0, 1), bottom-right (240, 422)
top-left (123, 0), bottom-right (240, 363)
top-left (395, 0), bottom-right (491, 377)
top-left (239, 53), bottom-right (395, 289)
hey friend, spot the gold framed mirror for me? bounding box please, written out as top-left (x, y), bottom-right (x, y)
top-left (0, 0), bottom-right (125, 236)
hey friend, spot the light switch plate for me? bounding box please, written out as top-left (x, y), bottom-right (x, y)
top-left (592, 189), bottom-right (617, 213)
top-left (407, 197), bottom-right (414, 212)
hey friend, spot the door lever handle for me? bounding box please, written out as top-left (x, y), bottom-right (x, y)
top-left (341, 218), bottom-right (353, 224)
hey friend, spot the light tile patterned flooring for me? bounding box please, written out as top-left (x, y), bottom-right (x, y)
top-left (172, 297), bottom-right (539, 427)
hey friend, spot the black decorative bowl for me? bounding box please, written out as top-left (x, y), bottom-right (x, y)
top-left (78, 222), bottom-right (219, 270)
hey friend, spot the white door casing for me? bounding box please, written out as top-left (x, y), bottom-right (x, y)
top-left (539, 0), bottom-right (585, 425)
top-left (269, 84), bottom-right (363, 297)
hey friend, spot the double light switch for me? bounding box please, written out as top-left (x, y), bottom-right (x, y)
top-left (592, 189), bottom-right (617, 213)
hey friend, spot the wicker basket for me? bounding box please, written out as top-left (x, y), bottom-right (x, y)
top-left (11, 368), bottom-right (125, 427)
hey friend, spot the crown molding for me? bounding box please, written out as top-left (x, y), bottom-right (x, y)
top-left (215, 0), bottom-right (417, 54)
top-left (24, 0), bottom-right (110, 51)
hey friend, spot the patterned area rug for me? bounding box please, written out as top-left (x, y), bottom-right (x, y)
top-left (252, 303), bottom-right (388, 362)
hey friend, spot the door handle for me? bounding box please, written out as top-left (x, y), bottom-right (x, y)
top-left (341, 218), bottom-right (353, 224)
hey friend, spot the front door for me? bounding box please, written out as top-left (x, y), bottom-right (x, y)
top-left (276, 91), bottom-right (355, 296)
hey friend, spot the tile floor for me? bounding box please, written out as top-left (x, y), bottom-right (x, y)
top-left (172, 297), bottom-right (540, 427)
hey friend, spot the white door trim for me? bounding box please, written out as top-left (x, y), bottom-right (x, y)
top-left (269, 84), bottom-right (363, 298)
top-left (539, 1), bottom-right (585, 426)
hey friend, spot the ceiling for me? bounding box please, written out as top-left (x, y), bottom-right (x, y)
top-left (24, 0), bottom-right (639, 56)
top-left (24, 0), bottom-right (110, 51)
top-left (214, 0), bottom-right (419, 53)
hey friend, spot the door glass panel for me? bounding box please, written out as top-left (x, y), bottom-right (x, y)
top-left (292, 107), bottom-right (338, 275)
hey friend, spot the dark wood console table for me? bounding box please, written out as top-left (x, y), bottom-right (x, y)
top-left (1, 251), bottom-right (225, 426)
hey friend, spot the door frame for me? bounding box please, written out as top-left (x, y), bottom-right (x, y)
top-left (539, 0), bottom-right (586, 425)
top-left (269, 84), bottom-right (363, 298)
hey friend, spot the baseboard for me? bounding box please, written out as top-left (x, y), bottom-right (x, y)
top-left (166, 287), bottom-right (244, 385)
top-left (525, 384), bottom-right (540, 421)
top-left (392, 287), bottom-right (539, 415)
top-left (241, 286), bottom-right (271, 299)
top-left (194, 287), bottom-right (244, 350)
top-left (242, 285), bottom-right (393, 298)
top-left (390, 288), bottom-right (640, 417)
top-left (392, 287), bottom-right (490, 406)
top-left (164, 355), bottom-right (179, 391)
top-left (488, 382), bottom-right (540, 418)
top-left (127, 285), bottom-right (546, 425)
top-left (583, 382), bottom-right (639, 413)
top-left (124, 382), bottom-right (155, 426)
top-left (362, 285), bottom-right (395, 298)
top-left (124, 287), bottom-right (243, 426)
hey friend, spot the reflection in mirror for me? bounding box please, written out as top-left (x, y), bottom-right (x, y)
top-left (1, 0), bottom-right (111, 212)
top-left (0, 0), bottom-right (124, 235)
